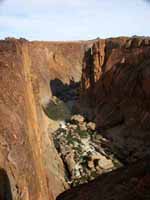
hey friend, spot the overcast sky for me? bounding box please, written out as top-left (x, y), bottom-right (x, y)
top-left (0, 0), bottom-right (150, 41)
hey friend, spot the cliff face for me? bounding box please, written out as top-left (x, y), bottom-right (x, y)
top-left (57, 37), bottom-right (150, 200)
top-left (1, 36), bottom-right (150, 200)
top-left (0, 39), bottom-right (88, 200)
top-left (81, 37), bottom-right (150, 130)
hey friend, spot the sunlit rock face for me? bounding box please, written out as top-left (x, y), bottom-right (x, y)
top-left (0, 38), bottom-right (89, 200)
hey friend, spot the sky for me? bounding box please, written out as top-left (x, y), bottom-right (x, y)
top-left (0, 0), bottom-right (150, 41)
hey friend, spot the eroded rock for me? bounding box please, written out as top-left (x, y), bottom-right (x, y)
top-left (71, 115), bottom-right (85, 124)
top-left (87, 122), bottom-right (96, 131)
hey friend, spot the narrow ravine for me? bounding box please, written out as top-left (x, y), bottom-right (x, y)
top-left (45, 76), bottom-right (150, 190)
top-left (44, 79), bottom-right (124, 188)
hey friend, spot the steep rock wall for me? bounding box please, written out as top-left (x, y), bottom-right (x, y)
top-left (81, 37), bottom-right (150, 130)
top-left (0, 39), bottom-right (88, 200)
top-left (0, 39), bottom-right (50, 200)
top-left (1, 36), bottom-right (150, 200)
top-left (57, 37), bottom-right (150, 200)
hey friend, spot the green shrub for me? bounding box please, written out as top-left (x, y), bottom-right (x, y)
top-left (76, 128), bottom-right (89, 138)
top-left (73, 145), bottom-right (82, 154)
top-left (66, 134), bottom-right (74, 145)
top-left (43, 98), bottom-right (71, 121)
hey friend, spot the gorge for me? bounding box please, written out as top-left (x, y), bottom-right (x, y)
top-left (0, 36), bottom-right (150, 200)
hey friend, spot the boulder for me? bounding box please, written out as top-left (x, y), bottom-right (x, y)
top-left (65, 153), bottom-right (76, 175)
top-left (88, 160), bottom-right (95, 169)
top-left (71, 115), bottom-right (85, 124)
top-left (87, 122), bottom-right (96, 131)
top-left (79, 122), bottom-right (87, 131)
top-left (98, 155), bottom-right (114, 170)
top-left (68, 124), bottom-right (78, 130)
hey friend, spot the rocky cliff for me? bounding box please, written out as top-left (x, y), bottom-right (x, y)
top-left (81, 37), bottom-right (150, 130)
top-left (0, 38), bottom-right (88, 200)
top-left (0, 36), bottom-right (150, 200)
top-left (57, 37), bottom-right (150, 200)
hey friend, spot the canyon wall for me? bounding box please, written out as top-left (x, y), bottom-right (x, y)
top-left (1, 36), bottom-right (150, 200)
top-left (57, 37), bottom-right (150, 200)
top-left (81, 37), bottom-right (150, 130)
top-left (0, 38), bottom-right (88, 200)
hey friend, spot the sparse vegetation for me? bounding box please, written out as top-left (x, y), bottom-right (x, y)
top-left (43, 97), bottom-right (71, 120)
top-left (76, 128), bottom-right (89, 138)
top-left (52, 115), bottom-right (122, 187)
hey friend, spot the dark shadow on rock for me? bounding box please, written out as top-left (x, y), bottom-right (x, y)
top-left (50, 78), bottom-right (80, 102)
top-left (81, 44), bottom-right (150, 131)
top-left (80, 44), bottom-right (150, 166)
top-left (0, 169), bottom-right (12, 200)
top-left (56, 158), bottom-right (150, 200)
top-left (42, 78), bottom-right (81, 121)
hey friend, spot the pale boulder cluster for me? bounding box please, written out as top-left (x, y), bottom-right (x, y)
top-left (53, 115), bottom-right (122, 187)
